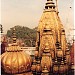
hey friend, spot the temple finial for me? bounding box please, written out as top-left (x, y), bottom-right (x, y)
top-left (12, 27), bottom-right (17, 43)
top-left (56, 0), bottom-right (59, 15)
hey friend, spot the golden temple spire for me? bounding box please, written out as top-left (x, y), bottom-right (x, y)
top-left (35, 0), bottom-right (71, 74)
top-left (6, 27), bottom-right (21, 52)
top-left (12, 28), bottom-right (17, 44)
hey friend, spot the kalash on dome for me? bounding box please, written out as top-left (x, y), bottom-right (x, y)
top-left (1, 0), bottom-right (74, 75)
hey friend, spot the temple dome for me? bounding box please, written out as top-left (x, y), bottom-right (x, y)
top-left (1, 28), bottom-right (32, 74)
top-left (1, 50), bottom-right (32, 74)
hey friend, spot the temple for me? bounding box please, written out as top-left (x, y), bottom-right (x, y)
top-left (34, 0), bottom-right (71, 74)
top-left (1, 0), bottom-right (74, 75)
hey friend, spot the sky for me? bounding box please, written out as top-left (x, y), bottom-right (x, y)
top-left (1, 0), bottom-right (74, 40)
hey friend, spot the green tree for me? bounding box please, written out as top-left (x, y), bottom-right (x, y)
top-left (6, 25), bottom-right (37, 46)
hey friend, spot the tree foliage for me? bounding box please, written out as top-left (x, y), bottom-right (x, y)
top-left (7, 25), bottom-right (37, 46)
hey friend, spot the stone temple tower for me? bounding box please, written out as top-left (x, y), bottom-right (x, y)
top-left (32, 0), bottom-right (71, 74)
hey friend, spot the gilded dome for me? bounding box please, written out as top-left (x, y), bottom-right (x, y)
top-left (1, 50), bottom-right (32, 74)
top-left (1, 28), bottom-right (32, 74)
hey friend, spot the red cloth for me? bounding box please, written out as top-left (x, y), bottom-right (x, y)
top-left (70, 41), bottom-right (75, 63)
top-left (1, 42), bottom-right (5, 54)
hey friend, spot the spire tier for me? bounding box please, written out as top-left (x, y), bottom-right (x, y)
top-left (44, 0), bottom-right (55, 12)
